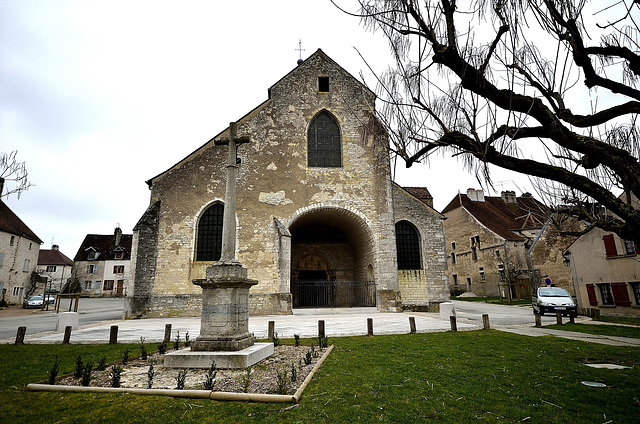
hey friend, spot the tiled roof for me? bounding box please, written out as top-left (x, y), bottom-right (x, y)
top-left (402, 187), bottom-right (433, 207)
top-left (38, 249), bottom-right (74, 266)
top-left (442, 192), bottom-right (549, 240)
top-left (0, 199), bottom-right (43, 243)
top-left (73, 232), bottom-right (133, 261)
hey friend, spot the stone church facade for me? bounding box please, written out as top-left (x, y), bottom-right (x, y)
top-left (124, 50), bottom-right (448, 318)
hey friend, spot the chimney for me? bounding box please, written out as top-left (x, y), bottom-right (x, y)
top-left (467, 188), bottom-right (485, 202)
top-left (114, 227), bottom-right (122, 246)
top-left (501, 191), bottom-right (517, 204)
top-left (52, 244), bottom-right (59, 251)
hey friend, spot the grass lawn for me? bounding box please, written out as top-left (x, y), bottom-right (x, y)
top-left (1, 331), bottom-right (639, 423)
top-left (546, 323), bottom-right (640, 339)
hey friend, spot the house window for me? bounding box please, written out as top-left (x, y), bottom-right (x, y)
top-left (10, 236), bottom-right (15, 246)
top-left (13, 287), bottom-right (21, 296)
top-left (471, 235), bottom-right (480, 247)
top-left (603, 234), bottom-right (618, 257)
top-left (87, 250), bottom-right (97, 260)
top-left (611, 282), bottom-right (631, 306)
top-left (598, 283), bottom-right (614, 305)
top-left (103, 280), bottom-right (114, 291)
top-left (586, 284), bottom-right (598, 306)
top-left (498, 264), bottom-right (505, 282)
top-left (467, 277), bottom-right (472, 290)
top-left (631, 282), bottom-right (640, 304)
top-left (471, 246), bottom-right (478, 261)
top-left (318, 76), bottom-right (329, 92)
top-left (114, 251), bottom-right (124, 260)
top-left (84, 281), bottom-right (93, 290)
top-left (453, 275), bottom-right (458, 287)
top-left (495, 249), bottom-right (500, 258)
top-left (29, 243), bottom-right (32, 250)
top-left (196, 203), bottom-right (224, 262)
top-left (395, 220), bottom-right (422, 270)
top-left (479, 267), bottom-right (485, 282)
top-left (451, 242), bottom-right (456, 250)
top-left (450, 252), bottom-right (456, 264)
top-left (113, 265), bottom-right (125, 274)
top-left (46, 266), bottom-right (56, 272)
top-left (624, 240), bottom-right (636, 255)
top-left (307, 111), bottom-right (341, 167)
top-left (87, 264), bottom-right (97, 274)
top-left (22, 259), bottom-right (30, 272)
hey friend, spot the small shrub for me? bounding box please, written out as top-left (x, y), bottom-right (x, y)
top-left (174, 331), bottom-right (181, 351)
top-left (0, 298), bottom-right (7, 307)
top-left (184, 331), bottom-right (191, 347)
top-left (311, 345), bottom-right (318, 358)
top-left (74, 355), bottom-right (83, 378)
top-left (96, 355), bottom-right (108, 371)
top-left (271, 332), bottom-right (280, 347)
top-left (110, 365), bottom-right (123, 388)
top-left (320, 336), bottom-right (329, 348)
top-left (290, 362), bottom-right (297, 382)
top-left (175, 369), bottom-right (188, 390)
top-left (157, 342), bottom-right (167, 354)
top-left (202, 360), bottom-right (217, 390)
top-left (242, 367), bottom-right (252, 393)
top-left (304, 350), bottom-right (312, 365)
top-left (294, 334), bottom-right (300, 347)
top-left (122, 348), bottom-right (130, 365)
top-left (47, 356), bottom-right (61, 385)
top-left (139, 337), bottom-right (147, 360)
top-left (146, 361), bottom-right (155, 389)
top-left (275, 366), bottom-right (288, 395)
top-left (81, 361), bottom-right (93, 387)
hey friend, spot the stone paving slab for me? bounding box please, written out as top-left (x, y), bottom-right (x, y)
top-left (24, 309), bottom-right (478, 344)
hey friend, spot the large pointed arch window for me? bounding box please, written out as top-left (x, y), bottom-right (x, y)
top-left (196, 203), bottom-right (224, 261)
top-left (307, 111), bottom-right (341, 167)
top-left (395, 220), bottom-right (422, 270)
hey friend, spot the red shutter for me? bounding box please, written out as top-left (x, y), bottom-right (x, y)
top-left (603, 235), bottom-right (618, 257)
top-left (611, 283), bottom-right (631, 306)
top-left (586, 284), bottom-right (598, 306)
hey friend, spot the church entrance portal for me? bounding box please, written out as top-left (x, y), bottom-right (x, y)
top-left (289, 207), bottom-right (376, 308)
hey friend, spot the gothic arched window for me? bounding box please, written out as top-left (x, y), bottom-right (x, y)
top-left (307, 111), bottom-right (341, 167)
top-left (196, 203), bottom-right (224, 261)
top-left (395, 220), bottom-right (422, 270)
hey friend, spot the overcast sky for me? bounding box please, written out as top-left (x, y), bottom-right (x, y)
top-left (1, 0), bottom-right (531, 258)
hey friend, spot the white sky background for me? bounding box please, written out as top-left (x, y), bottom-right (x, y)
top-left (1, 0), bottom-right (532, 257)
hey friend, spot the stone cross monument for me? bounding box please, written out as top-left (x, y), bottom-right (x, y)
top-left (190, 122), bottom-right (258, 352)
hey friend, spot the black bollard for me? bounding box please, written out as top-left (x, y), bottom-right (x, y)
top-left (450, 315), bottom-right (457, 332)
top-left (318, 320), bottom-right (325, 340)
top-left (482, 314), bottom-right (490, 330)
top-left (109, 325), bottom-right (119, 344)
top-left (63, 326), bottom-right (72, 344)
top-left (367, 318), bottom-right (374, 336)
top-left (163, 324), bottom-right (172, 344)
top-left (268, 321), bottom-right (275, 340)
top-left (15, 326), bottom-right (26, 345)
top-left (409, 316), bottom-right (416, 334)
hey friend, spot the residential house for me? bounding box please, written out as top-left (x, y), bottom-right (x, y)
top-left (73, 227), bottom-right (132, 297)
top-left (442, 189), bottom-right (576, 298)
top-left (565, 193), bottom-right (640, 317)
top-left (0, 199), bottom-right (42, 304)
top-left (37, 245), bottom-right (74, 293)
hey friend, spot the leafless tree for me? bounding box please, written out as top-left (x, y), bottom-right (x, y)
top-left (0, 151), bottom-right (33, 199)
top-left (338, 0), bottom-right (640, 243)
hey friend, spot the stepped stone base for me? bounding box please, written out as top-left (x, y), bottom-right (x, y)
top-left (164, 343), bottom-right (274, 369)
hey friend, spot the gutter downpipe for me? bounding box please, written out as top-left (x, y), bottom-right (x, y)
top-left (526, 213), bottom-right (554, 295)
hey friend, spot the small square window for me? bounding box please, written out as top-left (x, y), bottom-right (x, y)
top-left (318, 76), bottom-right (329, 92)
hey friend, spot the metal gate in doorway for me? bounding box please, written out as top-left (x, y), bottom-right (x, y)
top-left (292, 279), bottom-right (376, 308)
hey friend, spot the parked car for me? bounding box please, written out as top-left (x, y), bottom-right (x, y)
top-left (532, 287), bottom-right (577, 316)
top-left (23, 295), bottom-right (43, 309)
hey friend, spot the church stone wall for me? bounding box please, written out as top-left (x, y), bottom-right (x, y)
top-left (129, 51), bottom-right (401, 317)
top-left (392, 185), bottom-right (449, 310)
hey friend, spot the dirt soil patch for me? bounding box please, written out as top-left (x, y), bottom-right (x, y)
top-left (55, 344), bottom-right (328, 395)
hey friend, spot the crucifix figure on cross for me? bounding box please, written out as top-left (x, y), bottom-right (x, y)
top-left (214, 122), bottom-right (251, 264)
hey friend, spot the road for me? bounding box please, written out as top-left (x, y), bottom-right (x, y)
top-left (0, 297), bottom-right (124, 341)
top-left (451, 299), bottom-right (576, 327)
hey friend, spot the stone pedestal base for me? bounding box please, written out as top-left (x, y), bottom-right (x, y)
top-left (164, 342), bottom-right (274, 369)
top-left (192, 262), bottom-right (258, 352)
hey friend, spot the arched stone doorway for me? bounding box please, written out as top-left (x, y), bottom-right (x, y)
top-left (289, 206), bottom-right (376, 308)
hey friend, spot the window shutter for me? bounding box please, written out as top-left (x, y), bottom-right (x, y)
top-left (602, 235), bottom-right (617, 257)
top-left (611, 283), bottom-right (631, 306)
top-left (586, 284), bottom-right (598, 306)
